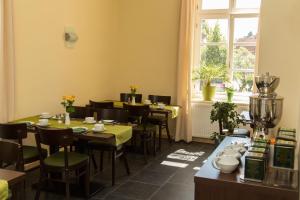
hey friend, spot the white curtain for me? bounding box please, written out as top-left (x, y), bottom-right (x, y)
top-left (175, 0), bottom-right (196, 142)
top-left (0, 0), bottom-right (15, 122)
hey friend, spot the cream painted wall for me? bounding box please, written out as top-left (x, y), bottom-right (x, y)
top-left (112, 0), bottom-right (181, 103)
top-left (13, 0), bottom-right (118, 119)
top-left (259, 0), bottom-right (300, 132)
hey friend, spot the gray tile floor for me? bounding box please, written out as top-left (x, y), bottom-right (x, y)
top-left (24, 140), bottom-right (214, 200)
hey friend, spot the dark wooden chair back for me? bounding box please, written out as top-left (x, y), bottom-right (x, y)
top-left (0, 123), bottom-right (27, 144)
top-left (123, 104), bottom-right (150, 125)
top-left (120, 93), bottom-right (142, 103)
top-left (36, 128), bottom-right (74, 147)
top-left (96, 108), bottom-right (129, 123)
top-left (35, 128), bottom-right (74, 168)
top-left (69, 106), bottom-right (88, 119)
top-left (89, 101), bottom-right (114, 109)
top-left (0, 139), bottom-right (22, 171)
top-left (148, 95), bottom-right (171, 105)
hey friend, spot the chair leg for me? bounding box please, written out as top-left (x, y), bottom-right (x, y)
top-left (65, 170), bottom-right (70, 200)
top-left (143, 136), bottom-right (148, 164)
top-left (84, 163), bottom-right (90, 198)
top-left (122, 150), bottom-right (130, 175)
top-left (158, 125), bottom-right (162, 151)
top-left (152, 131), bottom-right (156, 156)
top-left (111, 150), bottom-right (116, 186)
top-left (35, 174), bottom-right (43, 200)
top-left (90, 151), bottom-right (98, 172)
top-left (165, 121), bottom-right (172, 144)
top-left (100, 151), bottom-right (104, 172)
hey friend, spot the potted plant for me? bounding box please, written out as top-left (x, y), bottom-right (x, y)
top-left (225, 83), bottom-right (234, 102)
top-left (210, 102), bottom-right (243, 144)
top-left (193, 65), bottom-right (227, 101)
top-left (61, 95), bottom-right (75, 125)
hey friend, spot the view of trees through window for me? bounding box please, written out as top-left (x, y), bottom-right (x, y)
top-left (192, 0), bottom-right (260, 100)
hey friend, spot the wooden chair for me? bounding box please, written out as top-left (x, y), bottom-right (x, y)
top-left (89, 101), bottom-right (114, 109)
top-left (0, 139), bottom-right (22, 171)
top-left (0, 123), bottom-right (47, 171)
top-left (34, 128), bottom-right (89, 200)
top-left (148, 95), bottom-right (171, 105)
top-left (120, 93), bottom-right (142, 103)
top-left (0, 140), bottom-right (25, 199)
top-left (147, 95), bottom-right (172, 150)
top-left (88, 108), bottom-right (130, 186)
top-left (124, 104), bottom-right (156, 163)
top-left (69, 106), bottom-right (89, 119)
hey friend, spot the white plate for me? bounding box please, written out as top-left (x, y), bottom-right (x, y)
top-left (92, 128), bottom-right (106, 133)
top-left (83, 120), bottom-right (97, 124)
top-left (102, 120), bottom-right (114, 123)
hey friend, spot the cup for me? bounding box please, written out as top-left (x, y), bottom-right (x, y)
top-left (158, 103), bottom-right (165, 109)
top-left (94, 123), bottom-right (104, 131)
top-left (144, 99), bottom-right (151, 105)
top-left (85, 117), bottom-right (95, 123)
top-left (38, 119), bottom-right (48, 126)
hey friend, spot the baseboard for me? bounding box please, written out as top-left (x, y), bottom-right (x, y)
top-left (192, 137), bottom-right (215, 144)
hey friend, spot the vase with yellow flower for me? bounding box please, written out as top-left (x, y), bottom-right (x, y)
top-left (130, 85), bottom-right (137, 105)
top-left (61, 95), bottom-right (75, 125)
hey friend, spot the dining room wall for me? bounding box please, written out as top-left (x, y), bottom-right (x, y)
top-left (258, 0), bottom-right (300, 133)
top-left (110, 0), bottom-right (181, 104)
top-left (13, 0), bottom-right (119, 119)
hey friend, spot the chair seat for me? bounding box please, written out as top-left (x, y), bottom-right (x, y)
top-left (133, 124), bottom-right (157, 132)
top-left (23, 145), bottom-right (47, 163)
top-left (148, 115), bottom-right (167, 124)
top-left (44, 152), bottom-right (88, 168)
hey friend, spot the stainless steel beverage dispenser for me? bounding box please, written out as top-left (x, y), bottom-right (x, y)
top-left (249, 72), bottom-right (283, 139)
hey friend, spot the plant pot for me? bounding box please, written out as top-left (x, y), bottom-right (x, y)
top-left (226, 91), bottom-right (234, 102)
top-left (202, 85), bottom-right (216, 101)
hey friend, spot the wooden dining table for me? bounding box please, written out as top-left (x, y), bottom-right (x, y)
top-left (0, 169), bottom-right (25, 200)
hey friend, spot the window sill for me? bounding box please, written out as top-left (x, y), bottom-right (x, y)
top-left (191, 99), bottom-right (249, 106)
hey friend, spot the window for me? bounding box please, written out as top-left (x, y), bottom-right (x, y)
top-left (192, 0), bottom-right (261, 103)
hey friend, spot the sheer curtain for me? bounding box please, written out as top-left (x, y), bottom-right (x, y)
top-left (0, 0), bottom-right (15, 122)
top-left (175, 0), bottom-right (196, 142)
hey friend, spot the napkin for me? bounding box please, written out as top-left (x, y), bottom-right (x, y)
top-left (0, 180), bottom-right (8, 200)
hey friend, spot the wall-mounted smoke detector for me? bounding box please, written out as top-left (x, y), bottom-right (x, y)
top-left (64, 26), bottom-right (78, 48)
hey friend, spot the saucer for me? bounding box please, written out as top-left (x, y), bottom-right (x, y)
top-left (102, 120), bottom-right (114, 124)
top-left (40, 115), bottom-right (52, 119)
top-left (83, 120), bottom-right (97, 124)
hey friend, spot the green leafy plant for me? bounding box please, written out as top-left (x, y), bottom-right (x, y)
top-left (210, 102), bottom-right (243, 138)
top-left (192, 65), bottom-right (228, 87)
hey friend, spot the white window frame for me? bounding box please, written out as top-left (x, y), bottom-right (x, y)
top-left (192, 0), bottom-right (260, 104)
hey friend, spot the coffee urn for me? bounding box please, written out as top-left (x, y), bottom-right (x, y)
top-left (249, 72), bottom-right (284, 139)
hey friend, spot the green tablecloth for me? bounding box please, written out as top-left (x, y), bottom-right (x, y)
top-left (0, 180), bottom-right (8, 200)
top-left (112, 101), bottom-right (180, 119)
top-left (14, 116), bottom-right (132, 146)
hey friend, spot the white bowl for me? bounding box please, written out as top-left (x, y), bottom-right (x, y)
top-left (215, 156), bottom-right (239, 173)
top-left (222, 149), bottom-right (242, 159)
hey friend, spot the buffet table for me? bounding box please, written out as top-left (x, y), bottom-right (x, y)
top-left (194, 137), bottom-right (299, 200)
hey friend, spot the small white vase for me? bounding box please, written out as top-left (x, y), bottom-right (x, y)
top-left (131, 96), bottom-right (136, 105)
top-left (65, 112), bottom-right (71, 125)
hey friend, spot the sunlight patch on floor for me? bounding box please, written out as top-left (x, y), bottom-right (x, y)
top-left (160, 160), bottom-right (189, 168)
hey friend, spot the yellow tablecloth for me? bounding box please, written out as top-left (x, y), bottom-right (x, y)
top-left (112, 101), bottom-right (180, 119)
top-left (14, 116), bottom-right (132, 146)
top-left (0, 180), bottom-right (8, 200)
